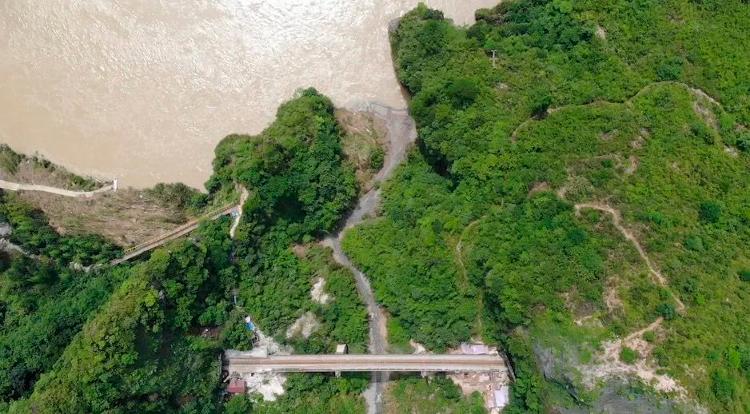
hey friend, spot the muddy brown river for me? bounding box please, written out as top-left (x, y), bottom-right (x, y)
top-left (0, 0), bottom-right (497, 189)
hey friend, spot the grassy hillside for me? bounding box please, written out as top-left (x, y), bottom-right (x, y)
top-left (343, 1), bottom-right (750, 412)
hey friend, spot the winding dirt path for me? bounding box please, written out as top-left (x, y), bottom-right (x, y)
top-left (511, 81), bottom-right (724, 142)
top-left (322, 103), bottom-right (417, 414)
top-left (0, 179), bottom-right (114, 198)
top-left (574, 202), bottom-right (690, 394)
top-left (574, 202), bottom-right (686, 312)
top-left (455, 219), bottom-right (482, 285)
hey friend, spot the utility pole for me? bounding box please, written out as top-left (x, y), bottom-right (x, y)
top-left (490, 50), bottom-right (497, 68)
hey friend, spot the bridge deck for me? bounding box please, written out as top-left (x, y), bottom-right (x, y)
top-left (111, 204), bottom-right (238, 265)
top-left (225, 353), bottom-right (508, 373)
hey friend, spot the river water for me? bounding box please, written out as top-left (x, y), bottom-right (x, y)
top-left (0, 0), bottom-right (497, 189)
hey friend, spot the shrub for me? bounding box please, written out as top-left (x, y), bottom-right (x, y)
top-left (370, 147), bottom-right (385, 171)
top-left (737, 133), bottom-right (750, 152)
top-left (446, 78), bottom-right (481, 109)
top-left (657, 303), bottom-right (677, 320)
top-left (656, 57), bottom-right (684, 81)
top-left (620, 346), bottom-right (639, 364)
top-left (224, 395), bottom-right (253, 414)
top-left (699, 201), bottom-right (722, 223)
top-left (691, 121), bottom-right (715, 145)
top-left (0, 145), bottom-right (23, 175)
top-left (684, 235), bottom-right (704, 251)
top-left (711, 369), bottom-right (736, 403)
top-left (738, 269), bottom-right (750, 282)
top-left (530, 90), bottom-right (552, 118)
top-left (643, 331), bottom-right (657, 343)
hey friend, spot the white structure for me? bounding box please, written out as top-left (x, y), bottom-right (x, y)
top-left (489, 386), bottom-right (510, 413)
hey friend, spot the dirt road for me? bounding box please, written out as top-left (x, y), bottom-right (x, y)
top-left (323, 103), bottom-right (417, 414)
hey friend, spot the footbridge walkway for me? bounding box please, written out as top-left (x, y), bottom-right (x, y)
top-left (224, 352), bottom-right (509, 374)
top-left (111, 204), bottom-right (239, 265)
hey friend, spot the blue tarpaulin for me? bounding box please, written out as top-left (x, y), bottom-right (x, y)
top-left (244, 316), bottom-right (255, 331)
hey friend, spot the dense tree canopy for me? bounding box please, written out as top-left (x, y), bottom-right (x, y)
top-left (343, 1), bottom-right (750, 412)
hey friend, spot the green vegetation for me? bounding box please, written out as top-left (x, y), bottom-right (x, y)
top-left (3, 1), bottom-right (750, 412)
top-left (0, 257), bottom-right (128, 403)
top-left (8, 218), bottom-right (235, 413)
top-left (0, 193), bottom-right (121, 266)
top-left (386, 376), bottom-right (486, 413)
top-left (289, 245), bottom-right (368, 354)
top-left (253, 374), bottom-right (368, 414)
top-left (342, 1), bottom-right (750, 412)
top-left (207, 89), bottom-right (367, 411)
top-left (619, 347), bottom-right (639, 364)
top-left (1, 88), bottom-right (368, 412)
top-left (208, 88), bottom-right (356, 242)
top-left (207, 89), bottom-right (362, 347)
top-left (0, 146), bottom-right (22, 175)
top-left (0, 145), bottom-right (100, 191)
top-left (144, 182), bottom-right (209, 214)
top-left (0, 194), bottom-right (124, 406)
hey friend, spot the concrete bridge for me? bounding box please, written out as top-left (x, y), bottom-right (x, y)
top-left (224, 352), bottom-right (509, 374)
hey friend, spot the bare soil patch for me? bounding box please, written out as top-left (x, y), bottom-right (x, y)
top-left (285, 311), bottom-right (321, 339)
top-left (528, 181), bottom-right (550, 197)
top-left (624, 156), bottom-right (639, 175)
top-left (692, 100), bottom-right (718, 130)
top-left (580, 318), bottom-right (685, 397)
top-left (17, 189), bottom-right (189, 246)
top-left (311, 276), bottom-right (331, 305)
top-left (336, 109), bottom-right (388, 193)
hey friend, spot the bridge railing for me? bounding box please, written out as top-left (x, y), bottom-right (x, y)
top-left (119, 203), bottom-right (238, 256)
top-left (224, 353), bottom-right (510, 374)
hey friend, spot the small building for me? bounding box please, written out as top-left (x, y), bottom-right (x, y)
top-left (335, 344), bottom-right (348, 355)
top-left (227, 378), bottom-right (247, 394)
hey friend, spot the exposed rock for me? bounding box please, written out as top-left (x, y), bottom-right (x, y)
top-left (595, 25), bottom-right (607, 40)
top-left (285, 311), bottom-right (320, 339)
top-left (0, 222), bottom-right (11, 237)
top-left (311, 276), bottom-right (331, 304)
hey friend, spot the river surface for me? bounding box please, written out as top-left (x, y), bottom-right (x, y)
top-left (0, 0), bottom-right (497, 189)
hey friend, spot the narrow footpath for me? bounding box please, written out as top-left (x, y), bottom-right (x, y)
top-left (574, 202), bottom-right (686, 312)
top-left (322, 103), bottom-right (417, 414)
top-left (0, 179), bottom-right (114, 198)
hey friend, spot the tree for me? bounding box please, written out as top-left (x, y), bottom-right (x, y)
top-left (447, 78), bottom-right (480, 109)
top-left (224, 395), bottom-right (253, 414)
